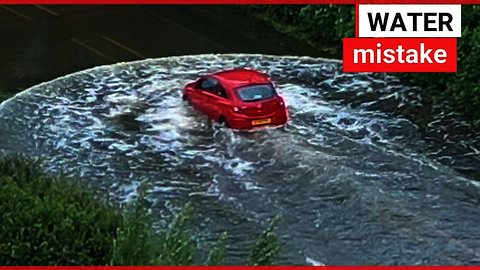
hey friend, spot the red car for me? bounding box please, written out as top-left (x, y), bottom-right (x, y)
top-left (182, 68), bottom-right (288, 130)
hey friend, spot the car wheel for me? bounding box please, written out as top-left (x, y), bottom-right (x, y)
top-left (218, 116), bottom-right (230, 128)
top-left (182, 94), bottom-right (191, 105)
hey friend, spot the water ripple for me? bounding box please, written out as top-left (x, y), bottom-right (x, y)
top-left (1, 54), bottom-right (480, 265)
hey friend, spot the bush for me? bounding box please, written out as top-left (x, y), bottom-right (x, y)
top-left (449, 19), bottom-right (480, 123)
top-left (110, 201), bottom-right (202, 266)
top-left (401, 5), bottom-right (480, 123)
top-left (251, 5), bottom-right (355, 56)
top-left (0, 156), bottom-right (281, 265)
top-left (252, 5), bottom-right (480, 124)
top-left (249, 216), bottom-right (281, 266)
top-left (0, 156), bottom-right (123, 265)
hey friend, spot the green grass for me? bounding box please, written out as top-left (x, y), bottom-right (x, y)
top-left (0, 156), bottom-right (121, 265)
top-left (0, 155), bottom-right (281, 265)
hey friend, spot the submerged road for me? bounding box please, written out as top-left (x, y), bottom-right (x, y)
top-left (1, 55), bottom-right (480, 264)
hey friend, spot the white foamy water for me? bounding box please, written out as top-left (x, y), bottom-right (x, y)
top-left (1, 54), bottom-right (480, 265)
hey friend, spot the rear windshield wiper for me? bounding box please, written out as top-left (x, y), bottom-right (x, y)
top-left (244, 98), bottom-right (264, 102)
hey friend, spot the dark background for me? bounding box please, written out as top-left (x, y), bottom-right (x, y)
top-left (0, 5), bottom-right (322, 94)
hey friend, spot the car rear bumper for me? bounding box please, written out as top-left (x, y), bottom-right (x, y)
top-left (228, 109), bottom-right (288, 130)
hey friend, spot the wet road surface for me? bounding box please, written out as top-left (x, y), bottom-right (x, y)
top-left (1, 54), bottom-right (480, 265)
top-left (0, 5), bottom-right (321, 93)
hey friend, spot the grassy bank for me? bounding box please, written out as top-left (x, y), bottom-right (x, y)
top-left (250, 5), bottom-right (480, 125)
top-left (0, 156), bottom-right (280, 265)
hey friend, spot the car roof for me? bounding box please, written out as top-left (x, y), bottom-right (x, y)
top-left (210, 69), bottom-right (271, 89)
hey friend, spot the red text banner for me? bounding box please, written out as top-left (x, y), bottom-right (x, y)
top-left (343, 37), bottom-right (457, 72)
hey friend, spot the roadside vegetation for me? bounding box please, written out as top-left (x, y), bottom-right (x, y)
top-left (250, 5), bottom-right (480, 125)
top-left (0, 92), bottom-right (14, 103)
top-left (0, 156), bottom-right (281, 265)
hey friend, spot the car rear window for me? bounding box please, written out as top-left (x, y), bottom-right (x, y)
top-left (236, 84), bottom-right (276, 102)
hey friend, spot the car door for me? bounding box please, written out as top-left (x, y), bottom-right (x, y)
top-left (201, 80), bottom-right (230, 121)
top-left (192, 77), bottom-right (230, 120)
top-left (189, 77), bottom-right (214, 114)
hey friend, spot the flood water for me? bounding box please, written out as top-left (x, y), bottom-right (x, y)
top-left (1, 54), bottom-right (480, 265)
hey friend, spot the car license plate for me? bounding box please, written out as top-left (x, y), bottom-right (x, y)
top-left (252, 118), bottom-right (271, 126)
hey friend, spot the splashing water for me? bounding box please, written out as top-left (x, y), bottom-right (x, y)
top-left (1, 54), bottom-right (480, 265)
